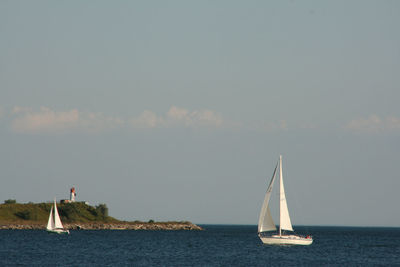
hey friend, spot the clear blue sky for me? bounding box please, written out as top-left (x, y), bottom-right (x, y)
top-left (1, 0), bottom-right (399, 226)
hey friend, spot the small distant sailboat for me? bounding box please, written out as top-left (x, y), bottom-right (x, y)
top-left (46, 199), bottom-right (69, 234)
top-left (258, 156), bottom-right (312, 245)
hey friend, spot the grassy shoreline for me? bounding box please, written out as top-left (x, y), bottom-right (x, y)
top-left (0, 202), bottom-right (202, 230)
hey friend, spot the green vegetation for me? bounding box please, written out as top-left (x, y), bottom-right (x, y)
top-left (4, 199), bottom-right (16, 204)
top-left (0, 202), bottom-right (120, 224)
top-left (95, 204), bottom-right (108, 218)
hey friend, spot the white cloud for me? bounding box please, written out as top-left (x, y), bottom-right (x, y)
top-left (11, 106), bottom-right (123, 134)
top-left (167, 106), bottom-right (189, 122)
top-left (129, 106), bottom-right (223, 129)
top-left (188, 109), bottom-right (223, 127)
top-left (130, 110), bottom-right (164, 128)
top-left (9, 106), bottom-right (224, 134)
top-left (78, 111), bottom-right (124, 133)
top-left (345, 115), bottom-right (400, 133)
top-left (166, 106), bottom-right (223, 127)
top-left (12, 106), bottom-right (32, 114)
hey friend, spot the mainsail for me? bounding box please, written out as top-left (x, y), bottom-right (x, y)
top-left (53, 200), bottom-right (64, 229)
top-left (258, 161), bottom-right (278, 233)
top-left (279, 156), bottom-right (293, 232)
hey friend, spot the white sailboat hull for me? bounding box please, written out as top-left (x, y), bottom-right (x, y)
top-left (259, 234), bottom-right (313, 245)
top-left (46, 228), bottom-right (70, 234)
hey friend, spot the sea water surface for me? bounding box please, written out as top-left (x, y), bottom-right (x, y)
top-left (1, 225), bottom-right (399, 266)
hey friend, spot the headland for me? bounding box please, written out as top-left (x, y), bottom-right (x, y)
top-left (0, 201), bottom-right (202, 231)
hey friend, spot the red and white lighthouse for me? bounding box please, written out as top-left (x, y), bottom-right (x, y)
top-left (70, 187), bottom-right (76, 202)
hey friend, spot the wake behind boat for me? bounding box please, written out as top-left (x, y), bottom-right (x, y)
top-left (46, 199), bottom-right (69, 234)
top-left (258, 156), bottom-right (312, 245)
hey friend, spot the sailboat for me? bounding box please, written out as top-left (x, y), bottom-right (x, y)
top-left (258, 155), bottom-right (312, 245)
top-left (46, 199), bottom-right (70, 234)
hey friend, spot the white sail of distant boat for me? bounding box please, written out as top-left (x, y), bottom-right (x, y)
top-left (46, 199), bottom-right (69, 234)
top-left (46, 206), bottom-right (54, 230)
top-left (258, 156), bottom-right (312, 245)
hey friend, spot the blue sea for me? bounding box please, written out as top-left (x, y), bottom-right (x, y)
top-left (1, 225), bottom-right (399, 266)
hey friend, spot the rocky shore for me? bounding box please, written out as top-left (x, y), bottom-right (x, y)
top-left (0, 221), bottom-right (203, 231)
